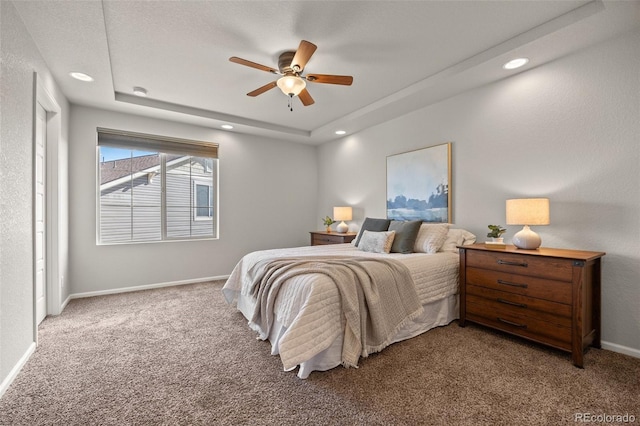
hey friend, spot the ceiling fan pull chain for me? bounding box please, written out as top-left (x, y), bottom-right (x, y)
top-left (288, 94), bottom-right (294, 111)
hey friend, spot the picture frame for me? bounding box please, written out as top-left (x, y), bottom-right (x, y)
top-left (386, 142), bottom-right (451, 223)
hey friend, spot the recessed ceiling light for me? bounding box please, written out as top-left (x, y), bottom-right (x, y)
top-left (70, 72), bottom-right (94, 82)
top-left (335, 130), bottom-right (347, 135)
top-left (503, 58), bottom-right (529, 70)
top-left (133, 87), bottom-right (148, 97)
top-left (221, 124), bottom-right (234, 130)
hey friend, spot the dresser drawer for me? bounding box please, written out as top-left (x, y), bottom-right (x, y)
top-left (312, 234), bottom-right (351, 245)
top-left (466, 249), bottom-right (573, 282)
top-left (466, 267), bottom-right (572, 304)
top-left (466, 297), bottom-right (572, 350)
top-left (466, 286), bottom-right (571, 327)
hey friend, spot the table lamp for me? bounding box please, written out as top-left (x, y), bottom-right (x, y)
top-left (506, 198), bottom-right (550, 249)
top-left (333, 206), bottom-right (352, 234)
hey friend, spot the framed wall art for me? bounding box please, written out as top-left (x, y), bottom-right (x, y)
top-left (386, 142), bottom-right (451, 223)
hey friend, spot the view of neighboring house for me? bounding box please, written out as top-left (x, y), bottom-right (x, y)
top-left (99, 153), bottom-right (217, 243)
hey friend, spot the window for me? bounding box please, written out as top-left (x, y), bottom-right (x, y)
top-left (193, 179), bottom-right (213, 220)
top-left (97, 128), bottom-right (219, 244)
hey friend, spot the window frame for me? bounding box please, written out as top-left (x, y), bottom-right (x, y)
top-left (96, 128), bottom-right (219, 245)
top-left (192, 177), bottom-right (214, 221)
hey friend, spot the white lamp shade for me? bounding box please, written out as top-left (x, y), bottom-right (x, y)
top-left (333, 206), bottom-right (353, 221)
top-left (333, 206), bottom-right (352, 233)
top-left (506, 198), bottom-right (550, 225)
top-left (277, 75), bottom-right (306, 96)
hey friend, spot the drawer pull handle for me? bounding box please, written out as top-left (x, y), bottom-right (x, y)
top-left (497, 279), bottom-right (528, 289)
top-left (497, 317), bottom-right (527, 328)
top-left (497, 298), bottom-right (527, 308)
top-left (497, 259), bottom-right (528, 267)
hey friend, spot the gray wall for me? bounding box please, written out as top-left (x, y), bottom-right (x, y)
top-left (69, 105), bottom-right (318, 293)
top-left (0, 2), bottom-right (70, 388)
top-left (317, 29), bottom-right (640, 355)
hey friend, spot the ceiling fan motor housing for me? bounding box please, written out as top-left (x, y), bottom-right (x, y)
top-left (278, 51), bottom-right (298, 74)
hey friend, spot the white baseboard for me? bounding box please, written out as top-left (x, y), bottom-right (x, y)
top-left (0, 342), bottom-right (36, 399)
top-left (601, 340), bottom-right (640, 359)
top-left (61, 294), bottom-right (72, 311)
top-left (69, 275), bottom-right (229, 300)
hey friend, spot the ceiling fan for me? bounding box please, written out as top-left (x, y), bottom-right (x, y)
top-left (229, 40), bottom-right (353, 111)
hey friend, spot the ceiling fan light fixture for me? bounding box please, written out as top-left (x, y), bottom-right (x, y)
top-left (277, 75), bottom-right (306, 97)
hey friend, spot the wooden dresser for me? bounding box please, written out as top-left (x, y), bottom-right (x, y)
top-left (458, 244), bottom-right (605, 367)
top-left (310, 231), bottom-right (357, 246)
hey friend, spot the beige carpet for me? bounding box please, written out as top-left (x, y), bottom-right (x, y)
top-left (1, 281), bottom-right (638, 425)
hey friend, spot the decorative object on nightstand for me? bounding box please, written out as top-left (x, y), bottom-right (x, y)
top-left (486, 224), bottom-right (507, 245)
top-left (322, 215), bottom-right (336, 233)
top-left (506, 198), bottom-right (549, 249)
top-left (310, 231), bottom-right (357, 246)
top-left (458, 244), bottom-right (605, 368)
top-left (333, 206), bottom-right (352, 233)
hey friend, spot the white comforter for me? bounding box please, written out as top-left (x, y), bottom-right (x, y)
top-left (222, 244), bottom-right (459, 376)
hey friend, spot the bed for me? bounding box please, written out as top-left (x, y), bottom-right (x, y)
top-left (222, 224), bottom-right (476, 378)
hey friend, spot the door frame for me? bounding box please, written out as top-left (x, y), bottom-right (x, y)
top-left (34, 101), bottom-right (47, 325)
top-left (33, 73), bottom-right (62, 342)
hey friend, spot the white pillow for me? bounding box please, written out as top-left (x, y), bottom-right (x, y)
top-left (439, 228), bottom-right (477, 253)
top-left (358, 230), bottom-right (396, 254)
top-left (413, 223), bottom-right (450, 254)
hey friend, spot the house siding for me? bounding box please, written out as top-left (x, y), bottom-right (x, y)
top-left (99, 157), bottom-right (216, 243)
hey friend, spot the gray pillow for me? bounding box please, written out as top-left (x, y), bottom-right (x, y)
top-left (354, 217), bottom-right (391, 246)
top-left (389, 220), bottom-right (422, 254)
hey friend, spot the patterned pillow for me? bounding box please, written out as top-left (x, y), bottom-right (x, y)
top-left (358, 230), bottom-right (396, 254)
top-left (413, 223), bottom-right (450, 254)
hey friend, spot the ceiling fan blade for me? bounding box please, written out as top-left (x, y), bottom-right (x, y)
top-left (305, 74), bottom-right (353, 85)
top-left (247, 81), bottom-right (278, 97)
top-left (290, 40), bottom-right (317, 72)
top-left (298, 88), bottom-right (315, 106)
top-left (229, 57), bottom-right (279, 74)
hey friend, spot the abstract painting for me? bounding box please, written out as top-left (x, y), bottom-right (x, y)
top-left (386, 143), bottom-right (451, 223)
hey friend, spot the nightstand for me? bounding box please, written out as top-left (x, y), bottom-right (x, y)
top-left (310, 231), bottom-right (357, 246)
top-left (458, 244), bottom-right (605, 367)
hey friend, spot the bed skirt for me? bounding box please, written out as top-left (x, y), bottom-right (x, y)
top-left (238, 292), bottom-right (459, 378)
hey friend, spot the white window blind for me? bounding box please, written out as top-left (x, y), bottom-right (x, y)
top-left (97, 127), bottom-right (218, 158)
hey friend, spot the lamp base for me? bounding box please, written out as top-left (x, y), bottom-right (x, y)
top-left (336, 221), bottom-right (349, 233)
top-left (512, 225), bottom-right (542, 249)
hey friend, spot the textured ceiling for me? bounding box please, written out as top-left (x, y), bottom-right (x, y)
top-left (13, 1), bottom-right (640, 144)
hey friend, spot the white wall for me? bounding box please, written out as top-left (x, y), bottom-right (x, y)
top-left (317, 29), bottom-right (640, 354)
top-left (69, 106), bottom-right (318, 293)
top-left (0, 1), bottom-right (70, 391)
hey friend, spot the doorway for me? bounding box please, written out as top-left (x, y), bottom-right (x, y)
top-left (33, 73), bottom-right (63, 342)
top-left (34, 102), bottom-right (47, 325)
